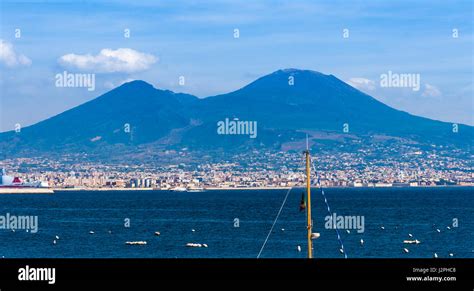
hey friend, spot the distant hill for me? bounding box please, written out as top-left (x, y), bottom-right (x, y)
top-left (1, 69), bottom-right (472, 157)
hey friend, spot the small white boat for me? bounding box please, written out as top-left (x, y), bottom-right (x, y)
top-left (381, 226), bottom-right (385, 230)
top-left (403, 239), bottom-right (421, 244)
top-left (446, 226), bottom-right (451, 230)
top-left (449, 253), bottom-right (454, 257)
top-left (433, 253), bottom-right (438, 258)
top-left (53, 240), bottom-right (57, 245)
top-left (346, 230), bottom-right (350, 234)
top-left (186, 242), bottom-right (203, 248)
top-left (154, 231), bottom-right (161, 236)
top-left (89, 231), bottom-right (95, 234)
top-left (360, 239), bottom-right (364, 245)
top-left (436, 229), bottom-right (441, 233)
top-left (297, 245), bottom-right (302, 252)
top-left (339, 248), bottom-right (344, 254)
top-left (55, 235), bottom-right (60, 240)
top-left (403, 248), bottom-right (409, 253)
top-left (125, 241), bottom-right (147, 245)
top-left (170, 187), bottom-right (187, 192)
top-left (408, 233), bottom-right (413, 238)
top-left (187, 187), bottom-right (205, 192)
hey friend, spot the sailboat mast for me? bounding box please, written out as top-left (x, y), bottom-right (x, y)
top-left (305, 142), bottom-right (313, 259)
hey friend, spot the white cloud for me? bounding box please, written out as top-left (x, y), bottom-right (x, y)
top-left (0, 39), bottom-right (32, 67)
top-left (347, 77), bottom-right (376, 91)
top-left (59, 48), bottom-right (158, 73)
top-left (422, 83), bottom-right (442, 98)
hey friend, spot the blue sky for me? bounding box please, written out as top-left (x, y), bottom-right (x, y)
top-left (0, 0), bottom-right (472, 132)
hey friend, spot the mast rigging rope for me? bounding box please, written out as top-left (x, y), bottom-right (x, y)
top-left (256, 187), bottom-right (293, 259)
top-left (310, 157), bottom-right (348, 259)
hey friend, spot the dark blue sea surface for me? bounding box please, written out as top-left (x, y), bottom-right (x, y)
top-left (0, 187), bottom-right (472, 258)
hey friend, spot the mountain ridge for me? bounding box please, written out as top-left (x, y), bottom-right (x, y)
top-left (1, 69), bottom-right (472, 157)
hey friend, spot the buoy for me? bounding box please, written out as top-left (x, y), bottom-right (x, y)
top-left (26, 229), bottom-right (29, 233)
top-left (403, 248), bottom-right (409, 253)
top-left (360, 239), bottom-right (364, 245)
top-left (125, 241), bottom-right (147, 245)
top-left (434, 253), bottom-right (438, 258)
top-left (403, 240), bottom-right (421, 244)
top-left (186, 242), bottom-right (204, 248)
top-left (297, 245), bottom-right (302, 252)
top-left (154, 231), bottom-right (161, 236)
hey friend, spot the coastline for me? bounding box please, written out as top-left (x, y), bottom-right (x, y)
top-left (54, 185), bottom-right (472, 191)
top-left (0, 185), bottom-right (471, 194)
top-left (0, 187), bottom-right (293, 193)
top-left (0, 188), bottom-right (54, 194)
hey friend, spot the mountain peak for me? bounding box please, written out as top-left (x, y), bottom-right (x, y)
top-left (274, 68), bottom-right (326, 76)
top-left (102, 79), bottom-right (189, 108)
top-left (107, 80), bottom-right (157, 98)
top-left (119, 79), bottom-right (154, 89)
top-left (239, 68), bottom-right (335, 93)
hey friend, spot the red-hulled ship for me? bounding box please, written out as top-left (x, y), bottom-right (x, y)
top-left (0, 169), bottom-right (49, 188)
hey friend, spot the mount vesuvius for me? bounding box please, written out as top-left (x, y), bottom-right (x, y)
top-left (1, 69), bottom-right (472, 157)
